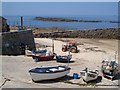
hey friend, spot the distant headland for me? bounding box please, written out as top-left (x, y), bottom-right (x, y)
top-left (34, 17), bottom-right (102, 23)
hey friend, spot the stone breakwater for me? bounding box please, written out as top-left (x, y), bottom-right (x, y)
top-left (34, 28), bottom-right (120, 39)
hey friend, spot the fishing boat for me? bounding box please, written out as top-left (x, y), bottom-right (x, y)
top-left (32, 53), bottom-right (55, 61)
top-left (101, 59), bottom-right (118, 80)
top-left (25, 44), bottom-right (47, 57)
top-left (29, 65), bottom-right (71, 82)
top-left (101, 52), bottom-right (119, 80)
top-left (25, 49), bottom-right (53, 60)
top-left (32, 37), bottom-right (55, 61)
top-left (56, 55), bottom-right (72, 63)
top-left (80, 68), bottom-right (99, 82)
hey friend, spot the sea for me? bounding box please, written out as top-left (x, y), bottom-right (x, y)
top-left (3, 15), bottom-right (119, 30)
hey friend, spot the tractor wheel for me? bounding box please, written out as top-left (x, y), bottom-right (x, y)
top-left (62, 48), bottom-right (66, 52)
top-left (70, 47), bottom-right (77, 53)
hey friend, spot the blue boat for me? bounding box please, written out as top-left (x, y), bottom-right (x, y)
top-left (56, 55), bottom-right (72, 63)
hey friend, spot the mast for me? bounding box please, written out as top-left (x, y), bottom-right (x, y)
top-left (67, 49), bottom-right (71, 67)
top-left (52, 37), bottom-right (54, 54)
top-left (52, 29), bottom-right (54, 54)
top-left (115, 51), bottom-right (117, 60)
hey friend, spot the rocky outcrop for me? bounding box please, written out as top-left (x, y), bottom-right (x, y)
top-left (34, 17), bottom-right (102, 22)
top-left (34, 28), bottom-right (120, 39)
top-left (34, 17), bottom-right (119, 23)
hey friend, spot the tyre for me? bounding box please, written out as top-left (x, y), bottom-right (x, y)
top-left (62, 48), bottom-right (66, 52)
top-left (70, 47), bottom-right (77, 53)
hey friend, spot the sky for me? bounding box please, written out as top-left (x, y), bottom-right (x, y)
top-left (1, 0), bottom-right (120, 2)
top-left (2, 2), bottom-right (118, 16)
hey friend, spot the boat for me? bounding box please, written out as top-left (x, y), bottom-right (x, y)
top-left (25, 44), bottom-right (47, 56)
top-left (25, 49), bottom-right (33, 56)
top-left (32, 53), bottom-right (55, 61)
top-left (56, 55), bottom-right (72, 63)
top-left (101, 51), bottom-right (119, 80)
top-left (101, 59), bottom-right (118, 80)
top-left (25, 48), bottom-right (54, 61)
top-left (32, 36), bottom-right (55, 61)
top-left (26, 42), bottom-right (55, 61)
top-left (80, 68), bottom-right (99, 82)
top-left (29, 65), bottom-right (71, 82)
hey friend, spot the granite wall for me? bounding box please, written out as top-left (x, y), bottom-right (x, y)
top-left (1, 30), bottom-right (35, 55)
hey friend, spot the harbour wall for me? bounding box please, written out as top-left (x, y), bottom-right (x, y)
top-left (1, 30), bottom-right (35, 55)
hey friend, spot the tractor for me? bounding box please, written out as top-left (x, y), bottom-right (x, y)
top-left (62, 41), bottom-right (78, 53)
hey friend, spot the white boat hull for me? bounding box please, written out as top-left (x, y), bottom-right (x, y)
top-left (29, 69), bottom-right (70, 81)
top-left (25, 50), bottom-right (33, 56)
top-left (80, 71), bottom-right (99, 82)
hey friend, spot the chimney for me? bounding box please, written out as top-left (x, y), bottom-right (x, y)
top-left (20, 16), bottom-right (23, 29)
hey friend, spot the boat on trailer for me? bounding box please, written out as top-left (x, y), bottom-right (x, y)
top-left (80, 68), bottom-right (99, 82)
top-left (29, 65), bottom-right (71, 82)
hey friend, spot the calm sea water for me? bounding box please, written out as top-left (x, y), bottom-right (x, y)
top-left (4, 15), bottom-right (118, 30)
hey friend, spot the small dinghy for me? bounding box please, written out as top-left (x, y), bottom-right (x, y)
top-left (56, 55), bottom-right (72, 63)
top-left (80, 68), bottom-right (99, 82)
top-left (29, 65), bottom-right (71, 82)
top-left (25, 48), bottom-right (47, 57)
top-left (25, 50), bottom-right (33, 56)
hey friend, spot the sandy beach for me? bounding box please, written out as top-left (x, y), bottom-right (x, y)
top-left (1, 38), bottom-right (119, 88)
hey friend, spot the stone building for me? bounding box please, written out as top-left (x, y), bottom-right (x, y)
top-left (0, 16), bottom-right (10, 32)
top-left (0, 17), bottom-right (35, 55)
